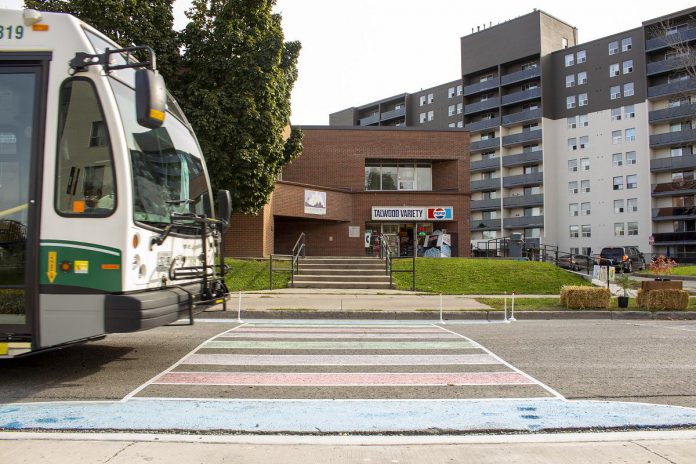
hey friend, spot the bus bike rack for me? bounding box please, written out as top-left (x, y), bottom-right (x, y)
top-left (151, 212), bottom-right (230, 325)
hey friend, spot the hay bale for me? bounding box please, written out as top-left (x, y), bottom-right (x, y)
top-left (646, 289), bottom-right (689, 311)
top-left (563, 286), bottom-right (611, 309)
top-left (636, 289), bottom-right (648, 308)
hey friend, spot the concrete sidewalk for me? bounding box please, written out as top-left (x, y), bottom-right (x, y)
top-left (2, 431), bottom-right (696, 463)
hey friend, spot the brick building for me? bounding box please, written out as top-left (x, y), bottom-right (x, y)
top-left (225, 126), bottom-right (471, 257)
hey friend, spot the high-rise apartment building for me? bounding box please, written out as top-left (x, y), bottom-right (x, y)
top-left (330, 7), bottom-right (696, 259)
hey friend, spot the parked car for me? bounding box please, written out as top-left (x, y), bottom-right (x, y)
top-left (558, 254), bottom-right (595, 271)
top-left (598, 246), bottom-right (646, 272)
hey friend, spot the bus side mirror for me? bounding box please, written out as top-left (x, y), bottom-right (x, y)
top-left (217, 189), bottom-right (232, 233)
top-left (135, 69), bottom-right (166, 129)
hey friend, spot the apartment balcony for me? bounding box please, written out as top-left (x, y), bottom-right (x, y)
top-left (503, 215), bottom-right (544, 229)
top-left (358, 113), bottom-right (380, 126)
top-left (646, 27), bottom-right (696, 52)
top-left (380, 107), bottom-right (406, 122)
top-left (470, 137), bottom-right (500, 153)
top-left (502, 150), bottom-right (543, 168)
top-left (649, 103), bottom-right (696, 124)
top-left (502, 129), bottom-right (543, 148)
top-left (652, 232), bottom-right (696, 246)
top-left (650, 154), bottom-right (696, 172)
top-left (652, 180), bottom-right (696, 197)
top-left (471, 177), bottom-right (501, 191)
top-left (502, 172), bottom-right (543, 188)
top-left (470, 157), bottom-right (501, 173)
top-left (464, 98), bottom-right (500, 116)
top-left (502, 193), bottom-right (544, 208)
top-left (652, 207), bottom-right (696, 222)
top-left (646, 57), bottom-right (690, 76)
top-left (649, 128), bottom-right (696, 148)
top-left (470, 198), bottom-right (501, 211)
top-left (466, 117), bottom-right (500, 133)
top-left (501, 87), bottom-right (541, 107)
top-left (470, 218), bottom-right (502, 231)
top-left (648, 79), bottom-right (696, 100)
top-left (502, 108), bottom-right (542, 126)
top-left (500, 67), bottom-right (541, 86)
top-left (463, 77), bottom-right (500, 97)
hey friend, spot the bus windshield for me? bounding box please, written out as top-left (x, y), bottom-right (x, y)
top-left (110, 79), bottom-right (212, 228)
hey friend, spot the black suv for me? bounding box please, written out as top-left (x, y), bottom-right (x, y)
top-left (598, 246), bottom-right (646, 272)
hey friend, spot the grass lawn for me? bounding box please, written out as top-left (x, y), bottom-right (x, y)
top-left (224, 258), bottom-right (290, 292)
top-left (392, 258), bottom-right (589, 294)
top-left (476, 296), bottom-right (696, 311)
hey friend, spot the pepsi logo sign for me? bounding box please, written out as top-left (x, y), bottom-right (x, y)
top-left (432, 208), bottom-right (446, 219)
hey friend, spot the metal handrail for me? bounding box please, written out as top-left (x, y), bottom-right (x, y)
top-left (379, 235), bottom-right (416, 291)
top-left (270, 233), bottom-right (306, 290)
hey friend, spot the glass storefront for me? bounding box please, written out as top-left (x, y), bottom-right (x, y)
top-left (365, 222), bottom-right (435, 257)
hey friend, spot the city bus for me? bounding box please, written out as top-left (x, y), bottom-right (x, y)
top-left (0, 9), bottom-right (230, 357)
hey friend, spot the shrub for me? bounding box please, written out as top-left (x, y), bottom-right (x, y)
top-left (650, 256), bottom-right (677, 276)
top-left (561, 285), bottom-right (611, 309)
top-left (645, 289), bottom-right (689, 311)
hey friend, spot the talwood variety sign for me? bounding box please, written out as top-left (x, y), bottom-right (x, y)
top-left (371, 207), bottom-right (453, 221)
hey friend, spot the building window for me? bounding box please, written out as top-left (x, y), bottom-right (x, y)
top-left (562, 37), bottom-right (569, 48)
top-left (521, 61), bottom-right (538, 71)
top-left (365, 162), bottom-right (432, 191)
top-left (625, 128), bottom-right (635, 141)
top-left (582, 247), bottom-right (592, 256)
top-left (622, 37), bottom-right (632, 52)
top-left (482, 230), bottom-right (497, 240)
top-left (524, 207), bottom-right (542, 217)
top-left (570, 225), bottom-right (579, 238)
top-left (419, 96), bottom-right (426, 106)
top-left (577, 50), bottom-right (586, 63)
top-left (481, 131), bottom-right (495, 140)
top-left (614, 199), bottom-right (624, 213)
top-left (89, 121), bottom-right (107, 147)
top-left (456, 102), bottom-right (463, 114)
top-left (448, 105), bottom-right (455, 116)
top-left (624, 105), bottom-right (635, 119)
top-left (579, 136), bottom-right (589, 149)
top-left (627, 222), bottom-right (638, 236)
top-left (568, 137), bottom-right (577, 150)
top-left (609, 41), bottom-right (619, 55)
top-left (525, 228), bottom-right (541, 239)
top-left (623, 60), bottom-right (633, 74)
top-left (623, 82), bottom-right (634, 97)
top-left (427, 93), bottom-right (434, 104)
top-left (626, 174), bottom-right (637, 189)
top-left (577, 71), bottom-right (587, 85)
top-left (566, 95), bottom-right (576, 109)
top-left (569, 181), bottom-right (578, 194)
top-left (581, 202), bottom-right (591, 216)
top-left (613, 176), bottom-right (623, 190)
top-left (611, 107), bottom-right (622, 121)
top-left (579, 93), bottom-right (588, 106)
top-left (448, 87), bottom-right (455, 98)
top-left (568, 159), bottom-right (578, 172)
top-left (525, 186), bottom-right (542, 195)
top-left (581, 180), bottom-right (590, 193)
top-left (448, 122), bottom-right (456, 128)
top-left (523, 122), bottom-right (540, 132)
top-left (609, 63), bottom-right (620, 77)
top-left (671, 146), bottom-right (688, 157)
top-left (612, 153), bottom-right (623, 167)
top-left (569, 203), bottom-right (579, 216)
top-left (456, 84), bottom-right (463, 96)
top-left (523, 144), bottom-right (541, 153)
top-left (427, 110), bottom-right (434, 121)
top-left (566, 74), bottom-right (575, 87)
top-left (567, 116), bottom-right (577, 129)
top-left (523, 164), bottom-right (539, 174)
top-left (456, 121), bottom-right (464, 128)
top-left (579, 114), bottom-right (588, 127)
top-left (482, 190), bottom-right (497, 200)
top-left (626, 151), bottom-right (636, 165)
top-left (669, 96), bottom-right (691, 107)
top-left (580, 157), bottom-right (590, 171)
top-left (522, 82), bottom-right (539, 91)
top-left (627, 198), bottom-right (638, 212)
top-left (612, 130), bottom-right (622, 144)
top-left (581, 224), bottom-right (591, 238)
top-left (610, 85), bottom-right (621, 99)
top-left (419, 112), bottom-right (426, 124)
top-left (483, 210), bottom-right (498, 220)
top-left (614, 222), bottom-right (625, 236)
top-left (565, 53), bottom-right (574, 67)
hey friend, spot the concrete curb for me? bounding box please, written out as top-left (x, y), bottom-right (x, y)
top-left (200, 309), bottom-right (696, 321)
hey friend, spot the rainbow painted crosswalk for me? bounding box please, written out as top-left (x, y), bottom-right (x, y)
top-left (134, 322), bottom-right (558, 400)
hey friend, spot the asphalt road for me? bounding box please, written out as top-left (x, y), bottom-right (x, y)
top-left (1, 319), bottom-right (695, 408)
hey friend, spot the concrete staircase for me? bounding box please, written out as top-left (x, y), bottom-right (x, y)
top-left (293, 257), bottom-right (392, 289)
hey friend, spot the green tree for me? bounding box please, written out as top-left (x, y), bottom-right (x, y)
top-left (23, 0), bottom-right (180, 82)
top-left (178, 0), bottom-right (302, 214)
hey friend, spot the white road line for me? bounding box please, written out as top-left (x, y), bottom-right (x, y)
top-left (627, 322), bottom-right (696, 333)
top-left (127, 397), bottom-right (556, 403)
top-left (120, 322), bottom-right (248, 402)
top-left (433, 324), bottom-right (567, 401)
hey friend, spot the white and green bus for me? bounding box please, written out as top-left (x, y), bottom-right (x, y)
top-left (0, 9), bottom-right (230, 357)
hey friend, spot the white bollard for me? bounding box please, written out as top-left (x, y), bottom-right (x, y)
top-left (237, 291), bottom-right (243, 323)
top-left (439, 293), bottom-right (445, 324)
top-left (504, 292), bottom-right (509, 323)
top-left (510, 291), bottom-right (517, 322)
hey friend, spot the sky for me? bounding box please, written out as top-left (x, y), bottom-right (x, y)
top-left (3, 0), bottom-right (696, 124)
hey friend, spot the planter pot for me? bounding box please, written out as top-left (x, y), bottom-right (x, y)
top-left (617, 296), bottom-right (629, 308)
